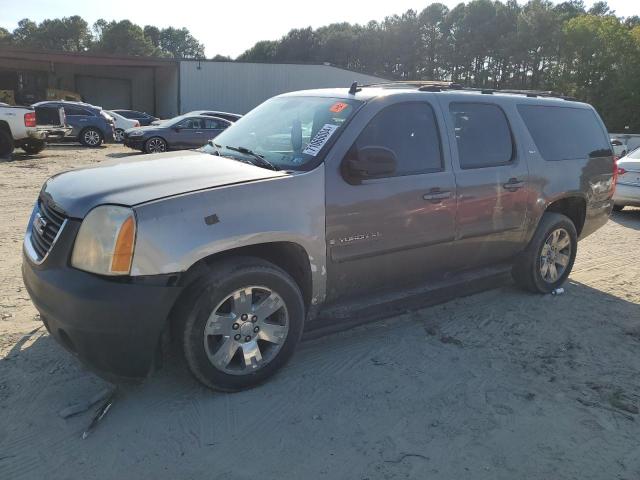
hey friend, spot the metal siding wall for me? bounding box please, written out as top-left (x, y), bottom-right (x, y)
top-left (179, 62), bottom-right (385, 114)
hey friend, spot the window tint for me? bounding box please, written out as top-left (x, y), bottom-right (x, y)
top-left (449, 103), bottom-right (513, 169)
top-left (354, 102), bottom-right (442, 176)
top-left (64, 106), bottom-right (89, 116)
top-left (178, 118), bottom-right (203, 129)
top-left (204, 118), bottom-right (228, 129)
top-left (517, 105), bottom-right (611, 160)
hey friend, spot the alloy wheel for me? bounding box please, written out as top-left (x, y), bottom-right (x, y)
top-left (539, 227), bottom-right (572, 283)
top-left (203, 286), bottom-right (289, 375)
top-left (83, 129), bottom-right (101, 146)
top-left (114, 129), bottom-right (124, 142)
top-left (147, 138), bottom-right (166, 153)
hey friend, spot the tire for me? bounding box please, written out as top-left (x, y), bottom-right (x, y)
top-left (512, 212), bottom-right (577, 293)
top-left (79, 128), bottom-right (103, 147)
top-left (114, 128), bottom-right (125, 143)
top-left (612, 205), bottom-right (625, 212)
top-left (180, 257), bottom-right (305, 392)
top-left (144, 136), bottom-right (167, 154)
top-left (21, 140), bottom-right (46, 155)
top-left (0, 128), bottom-right (14, 158)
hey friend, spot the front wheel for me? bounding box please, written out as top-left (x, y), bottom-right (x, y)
top-left (0, 129), bottom-right (14, 158)
top-left (79, 128), bottom-right (103, 147)
top-left (180, 257), bottom-right (305, 392)
top-left (512, 212), bottom-right (577, 293)
top-left (144, 136), bottom-right (167, 153)
top-left (21, 140), bottom-right (46, 154)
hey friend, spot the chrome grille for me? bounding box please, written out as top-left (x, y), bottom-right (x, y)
top-left (29, 198), bottom-right (66, 261)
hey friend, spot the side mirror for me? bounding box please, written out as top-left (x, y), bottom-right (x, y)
top-left (343, 146), bottom-right (397, 184)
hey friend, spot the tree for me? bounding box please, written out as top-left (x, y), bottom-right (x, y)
top-left (93, 20), bottom-right (158, 56)
top-left (158, 27), bottom-right (205, 58)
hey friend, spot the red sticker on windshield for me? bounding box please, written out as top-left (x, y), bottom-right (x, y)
top-left (329, 102), bottom-right (348, 113)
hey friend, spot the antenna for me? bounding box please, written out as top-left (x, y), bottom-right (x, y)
top-left (348, 81), bottom-right (359, 95)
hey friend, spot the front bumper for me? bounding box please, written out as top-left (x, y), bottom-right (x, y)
top-left (123, 136), bottom-right (145, 150)
top-left (22, 219), bottom-right (183, 382)
top-left (613, 183), bottom-right (640, 207)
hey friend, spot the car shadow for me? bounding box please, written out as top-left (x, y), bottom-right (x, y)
top-left (2, 277), bottom-right (639, 479)
top-left (106, 151), bottom-right (141, 159)
top-left (610, 207), bottom-right (640, 231)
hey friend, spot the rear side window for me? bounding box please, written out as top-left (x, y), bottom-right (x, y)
top-left (449, 103), bottom-right (514, 169)
top-left (204, 118), bottom-right (228, 129)
top-left (517, 105), bottom-right (611, 160)
top-left (355, 102), bottom-right (443, 176)
top-left (64, 106), bottom-right (90, 116)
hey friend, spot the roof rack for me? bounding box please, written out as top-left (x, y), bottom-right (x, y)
top-left (360, 81), bottom-right (577, 100)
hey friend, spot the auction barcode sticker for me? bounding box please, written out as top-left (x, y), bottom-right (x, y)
top-left (303, 124), bottom-right (339, 156)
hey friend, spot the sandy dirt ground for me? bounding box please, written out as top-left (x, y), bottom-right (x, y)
top-left (0, 144), bottom-right (639, 480)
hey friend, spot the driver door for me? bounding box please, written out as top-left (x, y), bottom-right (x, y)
top-left (324, 101), bottom-right (457, 301)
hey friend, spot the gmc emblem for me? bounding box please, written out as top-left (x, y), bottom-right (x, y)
top-left (33, 213), bottom-right (47, 236)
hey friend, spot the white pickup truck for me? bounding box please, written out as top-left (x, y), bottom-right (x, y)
top-left (0, 103), bottom-right (70, 158)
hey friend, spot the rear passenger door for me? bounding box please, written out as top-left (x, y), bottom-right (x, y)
top-left (63, 105), bottom-right (92, 137)
top-left (440, 99), bottom-right (529, 268)
top-left (325, 100), bottom-right (457, 301)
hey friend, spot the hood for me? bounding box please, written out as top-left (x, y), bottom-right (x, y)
top-left (42, 150), bottom-right (287, 218)
top-left (125, 124), bottom-right (162, 134)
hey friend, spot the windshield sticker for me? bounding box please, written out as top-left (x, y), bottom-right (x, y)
top-left (329, 102), bottom-right (349, 113)
top-left (303, 124), bottom-right (339, 156)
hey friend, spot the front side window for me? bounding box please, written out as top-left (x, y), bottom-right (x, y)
top-left (177, 118), bottom-right (203, 129)
top-left (210, 96), bottom-right (361, 171)
top-left (517, 105), bottom-right (611, 161)
top-left (352, 102), bottom-right (443, 176)
top-left (449, 103), bottom-right (514, 169)
top-left (205, 118), bottom-right (228, 130)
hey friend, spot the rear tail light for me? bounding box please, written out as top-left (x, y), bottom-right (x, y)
top-left (617, 166), bottom-right (627, 176)
top-left (611, 157), bottom-right (619, 196)
top-left (24, 112), bottom-right (37, 127)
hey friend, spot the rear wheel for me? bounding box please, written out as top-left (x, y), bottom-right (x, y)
top-left (21, 140), bottom-right (46, 155)
top-left (114, 128), bottom-right (125, 143)
top-left (0, 129), bottom-right (14, 158)
top-left (612, 205), bottom-right (625, 212)
top-left (79, 128), bottom-right (103, 147)
top-left (144, 137), bottom-right (167, 153)
top-left (512, 212), bottom-right (577, 293)
top-left (180, 257), bottom-right (304, 392)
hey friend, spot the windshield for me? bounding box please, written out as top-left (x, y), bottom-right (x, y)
top-left (206, 96), bottom-right (361, 171)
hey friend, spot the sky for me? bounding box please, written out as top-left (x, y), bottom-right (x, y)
top-left (0, 0), bottom-right (638, 58)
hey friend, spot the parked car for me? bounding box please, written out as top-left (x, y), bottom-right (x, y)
top-left (33, 101), bottom-right (115, 147)
top-left (22, 83), bottom-right (615, 392)
top-left (111, 109), bottom-right (158, 126)
top-left (613, 147), bottom-right (640, 211)
top-left (151, 111), bottom-right (242, 126)
top-left (123, 114), bottom-right (231, 153)
top-left (0, 103), bottom-right (70, 157)
top-left (107, 110), bottom-right (140, 142)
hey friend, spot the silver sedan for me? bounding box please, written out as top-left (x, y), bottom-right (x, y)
top-left (614, 148), bottom-right (640, 211)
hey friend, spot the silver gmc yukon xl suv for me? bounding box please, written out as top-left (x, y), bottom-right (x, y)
top-left (22, 82), bottom-right (615, 391)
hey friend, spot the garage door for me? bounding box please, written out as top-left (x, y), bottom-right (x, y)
top-left (75, 75), bottom-right (131, 109)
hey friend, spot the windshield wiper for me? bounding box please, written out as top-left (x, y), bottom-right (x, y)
top-left (223, 145), bottom-right (280, 171)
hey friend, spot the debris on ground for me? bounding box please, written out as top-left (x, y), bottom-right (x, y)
top-left (59, 386), bottom-right (115, 419)
top-left (82, 387), bottom-right (118, 439)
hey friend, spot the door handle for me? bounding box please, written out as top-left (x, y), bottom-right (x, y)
top-left (423, 189), bottom-right (451, 203)
top-left (502, 178), bottom-right (524, 191)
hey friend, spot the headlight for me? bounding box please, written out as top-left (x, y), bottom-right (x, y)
top-left (71, 205), bottom-right (136, 276)
top-left (128, 129), bottom-right (144, 137)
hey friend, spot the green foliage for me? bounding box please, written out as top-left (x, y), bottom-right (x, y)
top-left (4, 16), bottom-right (205, 59)
top-left (236, 0), bottom-right (640, 132)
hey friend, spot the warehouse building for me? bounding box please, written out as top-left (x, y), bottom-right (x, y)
top-left (0, 47), bottom-right (384, 118)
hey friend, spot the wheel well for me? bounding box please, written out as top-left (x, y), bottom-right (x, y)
top-left (545, 197), bottom-right (586, 235)
top-left (167, 242), bottom-right (313, 339)
top-left (0, 120), bottom-right (11, 136)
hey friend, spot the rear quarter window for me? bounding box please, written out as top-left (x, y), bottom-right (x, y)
top-left (517, 105), bottom-right (611, 161)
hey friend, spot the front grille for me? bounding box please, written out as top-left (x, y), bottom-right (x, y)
top-left (30, 198), bottom-right (66, 260)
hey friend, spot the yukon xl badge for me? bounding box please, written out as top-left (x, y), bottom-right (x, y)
top-left (330, 232), bottom-right (382, 245)
top-left (33, 212), bottom-right (47, 236)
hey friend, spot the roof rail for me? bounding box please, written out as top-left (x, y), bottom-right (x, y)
top-left (359, 81), bottom-right (577, 100)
